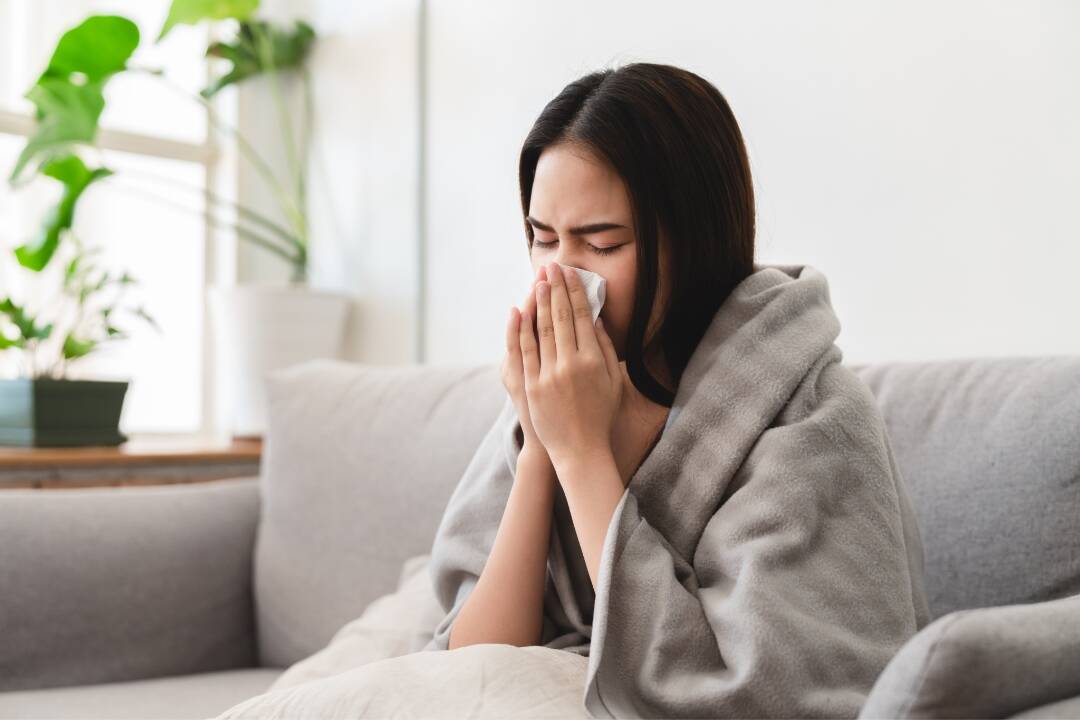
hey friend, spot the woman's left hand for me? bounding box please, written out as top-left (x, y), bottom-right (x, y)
top-left (521, 261), bottom-right (623, 473)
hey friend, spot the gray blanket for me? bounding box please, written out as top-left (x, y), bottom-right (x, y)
top-left (424, 261), bottom-right (931, 718)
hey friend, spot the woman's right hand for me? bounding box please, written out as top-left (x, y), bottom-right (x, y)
top-left (502, 265), bottom-right (550, 463)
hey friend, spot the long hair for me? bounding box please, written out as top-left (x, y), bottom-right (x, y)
top-left (518, 62), bottom-right (757, 407)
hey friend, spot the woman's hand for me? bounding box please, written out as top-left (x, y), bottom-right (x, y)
top-left (502, 266), bottom-right (551, 464)
top-left (521, 262), bottom-right (622, 473)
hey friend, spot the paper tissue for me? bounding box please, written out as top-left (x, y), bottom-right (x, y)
top-left (554, 263), bottom-right (607, 323)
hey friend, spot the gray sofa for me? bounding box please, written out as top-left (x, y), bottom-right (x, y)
top-left (1, 356), bottom-right (1078, 719)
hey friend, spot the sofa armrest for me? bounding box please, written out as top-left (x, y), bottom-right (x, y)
top-left (1009, 693), bottom-right (1080, 718)
top-left (0, 476), bottom-right (261, 692)
top-left (859, 592), bottom-right (1080, 719)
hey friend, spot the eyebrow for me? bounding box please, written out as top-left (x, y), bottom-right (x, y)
top-left (525, 215), bottom-right (627, 236)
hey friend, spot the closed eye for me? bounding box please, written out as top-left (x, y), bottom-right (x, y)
top-left (532, 239), bottom-right (622, 256)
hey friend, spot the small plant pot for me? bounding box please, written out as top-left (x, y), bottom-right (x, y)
top-left (0, 378), bottom-right (130, 447)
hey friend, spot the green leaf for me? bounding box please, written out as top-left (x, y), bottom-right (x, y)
top-left (158, 0), bottom-right (260, 41)
top-left (64, 254), bottom-right (80, 284)
top-left (9, 15), bottom-right (138, 183)
top-left (14, 154), bottom-right (114, 271)
top-left (132, 305), bottom-right (161, 333)
top-left (10, 79), bottom-right (105, 183)
top-left (0, 299), bottom-right (27, 349)
top-left (0, 298), bottom-right (53, 341)
top-left (92, 270), bottom-right (112, 292)
top-left (40, 15), bottom-right (140, 84)
top-left (200, 19), bottom-right (315, 98)
top-left (62, 333), bottom-right (96, 360)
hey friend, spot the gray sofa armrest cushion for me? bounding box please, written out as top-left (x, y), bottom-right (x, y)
top-left (859, 592), bottom-right (1080, 719)
top-left (1009, 694), bottom-right (1080, 719)
top-left (0, 476), bottom-right (261, 692)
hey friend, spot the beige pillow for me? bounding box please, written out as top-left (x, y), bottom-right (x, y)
top-left (217, 641), bottom-right (589, 719)
top-left (213, 552), bottom-right (591, 719)
top-left (268, 553), bottom-right (447, 693)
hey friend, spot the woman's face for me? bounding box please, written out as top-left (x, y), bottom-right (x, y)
top-left (527, 141), bottom-right (670, 367)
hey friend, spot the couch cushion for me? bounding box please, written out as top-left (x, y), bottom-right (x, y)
top-left (858, 592), bottom-right (1080, 719)
top-left (0, 477), bottom-right (260, 692)
top-left (849, 357), bottom-right (1080, 620)
top-left (254, 360), bottom-right (505, 667)
top-left (1010, 693), bottom-right (1080, 719)
top-left (0, 668), bottom-right (282, 719)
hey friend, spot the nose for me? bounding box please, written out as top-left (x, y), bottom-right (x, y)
top-left (551, 248), bottom-right (588, 275)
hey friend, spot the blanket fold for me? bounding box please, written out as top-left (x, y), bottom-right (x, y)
top-left (425, 262), bottom-right (931, 719)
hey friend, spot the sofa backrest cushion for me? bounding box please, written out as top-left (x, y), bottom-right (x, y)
top-left (254, 359), bottom-right (504, 667)
top-left (849, 357), bottom-right (1080, 621)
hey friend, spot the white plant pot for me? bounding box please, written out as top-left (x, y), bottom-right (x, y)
top-left (207, 284), bottom-right (350, 437)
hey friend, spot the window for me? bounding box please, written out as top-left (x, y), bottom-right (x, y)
top-left (0, 0), bottom-right (233, 434)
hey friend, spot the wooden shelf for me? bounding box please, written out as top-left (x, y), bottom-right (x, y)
top-left (0, 434), bottom-right (263, 489)
top-left (0, 435), bottom-right (262, 469)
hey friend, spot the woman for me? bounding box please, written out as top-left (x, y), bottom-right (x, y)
top-left (423, 62), bottom-right (931, 719)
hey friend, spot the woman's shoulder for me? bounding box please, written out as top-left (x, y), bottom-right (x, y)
top-left (756, 344), bottom-right (897, 495)
top-left (770, 345), bottom-right (884, 435)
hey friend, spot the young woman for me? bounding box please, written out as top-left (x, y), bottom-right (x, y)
top-left (423, 62), bottom-right (929, 719)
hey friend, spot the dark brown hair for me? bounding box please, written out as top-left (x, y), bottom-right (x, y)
top-left (518, 62), bottom-right (757, 407)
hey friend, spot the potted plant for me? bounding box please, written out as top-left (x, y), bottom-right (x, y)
top-left (1, 16), bottom-right (158, 446)
top-left (0, 229), bottom-right (159, 447)
top-left (2, 3), bottom-right (351, 442)
top-left (157, 0), bottom-right (350, 438)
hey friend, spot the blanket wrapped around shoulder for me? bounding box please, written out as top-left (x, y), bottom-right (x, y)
top-left (423, 261), bottom-right (932, 719)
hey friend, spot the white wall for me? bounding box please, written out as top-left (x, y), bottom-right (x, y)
top-left (278, 0), bottom-right (1080, 368)
top-left (246, 0), bottom-right (421, 364)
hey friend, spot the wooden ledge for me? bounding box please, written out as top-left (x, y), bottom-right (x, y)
top-left (0, 435), bottom-right (263, 469)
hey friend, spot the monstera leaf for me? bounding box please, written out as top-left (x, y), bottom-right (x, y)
top-left (15, 154), bottom-right (113, 271)
top-left (157, 0), bottom-right (259, 41)
top-left (40, 15), bottom-right (141, 83)
top-left (8, 15), bottom-right (138, 184)
top-left (201, 19), bottom-right (315, 98)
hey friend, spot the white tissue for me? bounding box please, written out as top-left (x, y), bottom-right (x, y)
top-left (556, 263), bottom-right (607, 323)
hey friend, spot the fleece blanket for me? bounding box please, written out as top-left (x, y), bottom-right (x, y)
top-left (424, 261), bottom-right (932, 718)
